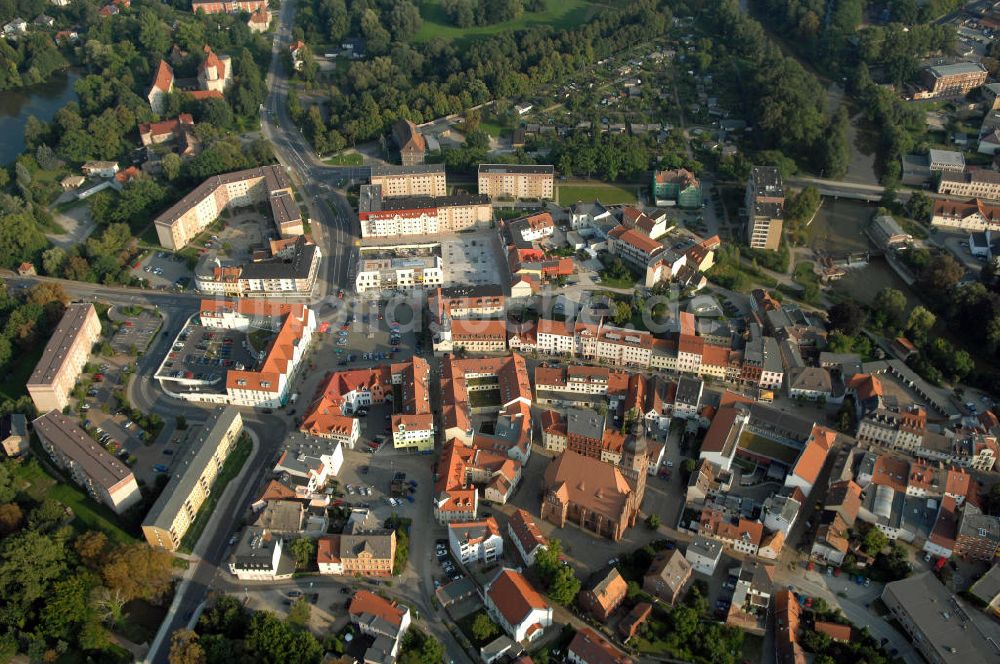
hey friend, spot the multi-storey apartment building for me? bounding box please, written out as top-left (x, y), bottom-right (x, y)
top-left (27, 303), bottom-right (102, 413)
top-left (141, 407), bottom-right (243, 550)
top-left (191, 0), bottom-right (266, 13)
top-left (316, 511), bottom-right (397, 576)
top-left (448, 517), bottom-right (503, 564)
top-left (478, 164), bottom-right (554, 200)
top-left (937, 170), bottom-right (1000, 200)
top-left (608, 225), bottom-right (664, 272)
top-left (33, 410), bottom-right (141, 514)
top-left (919, 61), bottom-right (988, 98)
top-left (429, 284), bottom-right (505, 319)
top-left (746, 166), bottom-right (785, 250)
top-left (534, 319), bottom-right (654, 368)
top-left (355, 248), bottom-right (444, 293)
top-left (369, 163), bottom-right (446, 197)
top-left (358, 185), bottom-right (491, 237)
top-left (154, 165), bottom-right (298, 249)
top-left (652, 168), bottom-right (702, 208)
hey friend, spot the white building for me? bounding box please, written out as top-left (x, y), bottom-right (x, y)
top-left (685, 536), bottom-right (723, 575)
top-left (228, 528), bottom-right (293, 580)
top-left (485, 568), bottom-right (553, 643)
top-left (448, 517), bottom-right (503, 564)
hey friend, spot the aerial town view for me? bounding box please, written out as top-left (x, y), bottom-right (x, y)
top-left (4, 0), bottom-right (1000, 663)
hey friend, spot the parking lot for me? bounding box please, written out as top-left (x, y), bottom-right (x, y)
top-left (155, 323), bottom-right (261, 390)
top-left (439, 232), bottom-right (507, 287)
top-left (132, 251), bottom-right (192, 290)
top-left (109, 307), bottom-right (161, 355)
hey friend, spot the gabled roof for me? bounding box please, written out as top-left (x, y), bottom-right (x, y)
top-left (487, 568), bottom-right (549, 626)
top-left (150, 59), bottom-right (174, 93)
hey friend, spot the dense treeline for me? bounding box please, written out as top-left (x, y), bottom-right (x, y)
top-left (295, 0), bottom-right (423, 50)
top-left (441, 0), bottom-right (546, 28)
top-left (0, 281), bottom-right (66, 387)
top-left (694, 0), bottom-right (848, 176)
top-left (296, 0), bottom-right (672, 147)
top-left (0, 456), bottom-right (175, 662)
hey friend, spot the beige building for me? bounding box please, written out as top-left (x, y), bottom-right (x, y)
top-left (937, 170), bottom-right (1000, 200)
top-left (33, 410), bottom-right (141, 514)
top-left (27, 303), bottom-right (102, 413)
top-left (154, 165), bottom-right (295, 250)
top-left (478, 164), bottom-right (554, 200)
top-left (358, 186), bottom-right (492, 238)
top-left (142, 407), bottom-right (244, 550)
top-left (0, 414), bottom-right (28, 456)
top-left (919, 62), bottom-right (988, 99)
top-left (369, 164), bottom-right (447, 198)
top-left (746, 165), bottom-right (784, 251)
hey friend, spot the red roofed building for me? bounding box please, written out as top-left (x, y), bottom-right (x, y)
top-left (608, 224), bottom-right (664, 273)
top-left (784, 424), bottom-right (837, 497)
top-left (247, 6), bottom-right (269, 31)
top-left (932, 197), bottom-right (1000, 232)
top-left (198, 45), bottom-right (232, 93)
top-left (699, 507), bottom-right (764, 555)
top-left (348, 590), bottom-right (411, 661)
top-left (393, 119), bottom-right (425, 166)
top-left (147, 60), bottom-right (174, 113)
top-left (566, 627), bottom-right (633, 664)
top-left (191, 0), bottom-right (267, 14)
top-left (139, 113), bottom-right (195, 148)
top-left (774, 589), bottom-right (807, 664)
top-left (507, 509), bottom-right (548, 566)
top-left (814, 621), bottom-right (852, 642)
top-left (484, 568), bottom-right (553, 643)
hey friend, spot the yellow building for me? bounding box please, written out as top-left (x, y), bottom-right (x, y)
top-left (27, 303), bottom-right (102, 413)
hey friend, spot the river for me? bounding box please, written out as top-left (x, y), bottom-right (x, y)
top-left (0, 69), bottom-right (80, 165)
top-left (804, 197), bottom-right (920, 307)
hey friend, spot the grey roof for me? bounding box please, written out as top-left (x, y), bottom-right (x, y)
top-left (240, 239), bottom-right (317, 281)
top-left (761, 336), bottom-right (783, 374)
top-left (571, 201), bottom-right (610, 217)
top-left (435, 576), bottom-right (479, 606)
top-left (788, 367), bottom-right (832, 393)
top-left (33, 410), bottom-right (134, 491)
top-left (28, 303), bottom-right (96, 386)
top-left (479, 164), bottom-right (554, 175)
top-left (0, 413), bottom-right (27, 440)
top-left (231, 527), bottom-right (282, 571)
top-left (340, 531), bottom-right (394, 561)
top-left (882, 572), bottom-right (1000, 664)
top-left (746, 403), bottom-right (815, 442)
top-left (439, 283), bottom-right (505, 299)
top-left (686, 536), bottom-right (722, 561)
top-left (749, 165), bottom-right (783, 196)
top-left (252, 500), bottom-right (304, 533)
top-left (926, 61), bottom-right (987, 79)
top-left (370, 163), bottom-right (444, 177)
top-left (143, 407), bottom-right (242, 531)
top-left (958, 504), bottom-right (1000, 544)
top-left (566, 407), bottom-right (606, 441)
top-left (675, 376), bottom-right (703, 406)
top-left (379, 192), bottom-right (490, 211)
top-left (155, 165), bottom-right (289, 226)
top-left (480, 635), bottom-right (519, 661)
top-left (969, 564), bottom-right (1000, 606)
top-left (928, 148), bottom-right (966, 169)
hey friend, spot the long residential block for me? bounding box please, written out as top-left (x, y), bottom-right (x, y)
top-left (141, 406), bottom-right (244, 550)
top-left (478, 164), bottom-right (554, 200)
top-left (34, 410), bottom-right (141, 514)
top-left (154, 165), bottom-right (297, 250)
top-left (27, 303), bottom-right (101, 413)
top-left (369, 163), bottom-right (447, 198)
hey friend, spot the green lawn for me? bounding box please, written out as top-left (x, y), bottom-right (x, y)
top-left (324, 152), bottom-right (364, 166)
top-left (558, 183), bottom-right (639, 205)
top-left (179, 435), bottom-right (253, 553)
top-left (468, 388), bottom-right (501, 409)
top-left (412, 0), bottom-right (603, 44)
top-left (13, 458), bottom-right (136, 545)
top-left (737, 431), bottom-right (800, 465)
top-left (0, 343), bottom-right (44, 400)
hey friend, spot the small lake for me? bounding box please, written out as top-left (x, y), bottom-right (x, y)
top-left (0, 69), bottom-right (80, 165)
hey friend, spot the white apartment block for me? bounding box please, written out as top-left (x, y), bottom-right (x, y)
top-left (448, 518), bottom-right (503, 564)
top-left (478, 164), bottom-right (554, 200)
top-left (27, 303), bottom-right (102, 413)
top-left (369, 164), bottom-right (447, 198)
top-left (33, 410), bottom-right (142, 514)
top-left (355, 254), bottom-right (444, 294)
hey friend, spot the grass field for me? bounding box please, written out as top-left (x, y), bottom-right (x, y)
top-left (0, 343), bottom-right (44, 401)
top-left (14, 458), bottom-right (136, 545)
top-left (324, 152), bottom-right (364, 166)
top-left (557, 183), bottom-right (639, 205)
top-left (412, 0), bottom-right (602, 44)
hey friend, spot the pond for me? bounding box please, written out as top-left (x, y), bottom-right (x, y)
top-left (0, 69), bottom-right (80, 165)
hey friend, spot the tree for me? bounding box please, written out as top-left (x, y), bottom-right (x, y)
top-left (74, 531), bottom-right (109, 570)
top-left (827, 300), bottom-right (866, 335)
top-left (862, 527), bottom-right (888, 556)
top-left (645, 513), bottom-right (661, 530)
top-left (162, 153), bottom-right (182, 181)
top-left (245, 611), bottom-right (322, 664)
top-left (470, 611), bottom-right (498, 642)
top-left (285, 598), bottom-right (311, 630)
top-left (873, 287), bottom-right (907, 328)
top-left (0, 503), bottom-right (23, 536)
top-left (398, 628), bottom-right (444, 664)
top-left (906, 306), bottom-right (936, 344)
top-left (904, 190), bottom-right (933, 222)
top-left (0, 212), bottom-right (48, 269)
top-left (91, 586), bottom-right (127, 628)
top-left (100, 543), bottom-right (173, 602)
top-left (613, 301), bottom-right (633, 326)
top-left (918, 254), bottom-right (963, 297)
top-left (289, 537), bottom-right (316, 570)
top-left (169, 630), bottom-right (206, 664)
top-left (41, 247), bottom-right (66, 276)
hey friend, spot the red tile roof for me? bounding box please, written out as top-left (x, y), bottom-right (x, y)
top-left (348, 590), bottom-right (406, 626)
top-left (567, 627), bottom-right (633, 664)
top-left (151, 59), bottom-right (174, 93)
top-left (487, 569), bottom-right (548, 626)
top-left (814, 621), bottom-right (852, 642)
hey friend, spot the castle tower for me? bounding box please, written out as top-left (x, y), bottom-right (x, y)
top-left (620, 432), bottom-right (648, 526)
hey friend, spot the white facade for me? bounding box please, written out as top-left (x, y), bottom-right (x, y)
top-left (449, 524), bottom-right (503, 564)
top-left (685, 539), bottom-right (723, 575)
